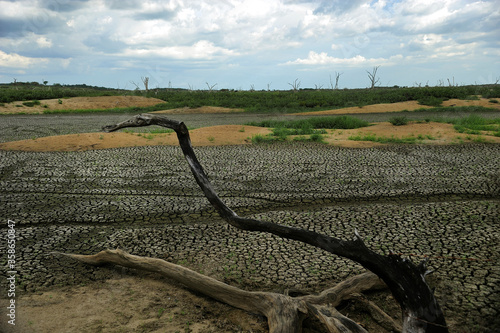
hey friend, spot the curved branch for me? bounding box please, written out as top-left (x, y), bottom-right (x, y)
top-left (103, 113), bottom-right (448, 332)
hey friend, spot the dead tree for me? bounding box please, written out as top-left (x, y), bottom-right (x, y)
top-left (141, 76), bottom-right (149, 94)
top-left (330, 72), bottom-right (343, 90)
top-left (59, 114), bottom-right (449, 333)
top-left (288, 78), bottom-right (301, 92)
top-left (367, 66), bottom-right (381, 89)
top-left (206, 82), bottom-right (217, 91)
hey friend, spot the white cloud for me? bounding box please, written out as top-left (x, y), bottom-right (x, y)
top-left (122, 40), bottom-right (238, 60)
top-left (0, 0), bottom-right (498, 88)
top-left (285, 51), bottom-right (403, 67)
top-left (0, 50), bottom-right (47, 68)
top-left (36, 36), bottom-right (52, 48)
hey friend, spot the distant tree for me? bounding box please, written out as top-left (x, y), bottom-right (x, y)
top-left (367, 66), bottom-right (381, 89)
top-left (330, 71), bottom-right (343, 90)
top-left (141, 76), bottom-right (149, 94)
top-left (206, 82), bottom-right (217, 92)
top-left (288, 78), bottom-right (301, 92)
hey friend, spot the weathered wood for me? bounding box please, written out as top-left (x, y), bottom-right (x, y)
top-left (54, 249), bottom-right (384, 333)
top-left (99, 113), bottom-right (448, 332)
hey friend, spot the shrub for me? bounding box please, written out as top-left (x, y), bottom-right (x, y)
top-left (22, 100), bottom-right (41, 107)
top-left (389, 116), bottom-right (409, 126)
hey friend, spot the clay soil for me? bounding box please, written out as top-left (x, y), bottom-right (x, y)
top-left (1, 95), bottom-right (499, 333)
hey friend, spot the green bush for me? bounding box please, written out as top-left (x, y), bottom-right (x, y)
top-left (389, 116), bottom-right (409, 126)
top-left (22, 100), bottom-right (41, 107)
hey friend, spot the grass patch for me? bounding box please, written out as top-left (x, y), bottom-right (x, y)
top-left (248, 116), bottom-right (368, 143)
top-left (250, 134), bottom-right (279, 144)
top-left (450, 115), bottom-right (500, 134)
top-left (349, 133), bottom-right (420, 144)
top-left (248, 116), bottom-right (370, 130)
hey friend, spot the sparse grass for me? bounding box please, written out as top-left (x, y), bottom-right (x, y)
top-left (349, 133), bottom-right (419, 144)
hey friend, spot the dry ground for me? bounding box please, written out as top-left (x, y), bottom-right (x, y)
top-left (1, 95), bottom-right (499, 333)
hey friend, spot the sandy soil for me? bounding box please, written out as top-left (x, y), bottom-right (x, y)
top-left (294, 97), bottom-right (500, 115)
top-left (1, 121), bottom-right (498, 152)
top-left (0, 96), bottom-right (166, 114)
top-left (1, 275), bottom-right (266, 333)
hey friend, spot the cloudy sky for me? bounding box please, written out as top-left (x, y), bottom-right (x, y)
top-left (1, 0), bottom-right (499, 90)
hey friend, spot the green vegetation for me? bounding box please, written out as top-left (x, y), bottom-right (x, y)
top-left (22, 100), bottom-right (41, 107)
top-left (248, 116), bottom-right (368, 143)
top-left (247, 116), bottom-right (370, 130)
top-left (0, 82), bottom-right (126, 103)
top-left (1, 81), bottom-right (499, 114)
top-left (448, 115), bottom-right (500, 134)
top-left (389, 116), bottom-right (409, 126)
top-left (348, 133), bottom-right (434, 144)
top-left (418, 96), bottom-right (445, 107)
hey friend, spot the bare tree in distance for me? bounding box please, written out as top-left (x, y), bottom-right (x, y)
top-left (330, 71), bottom-right (343, 90)
top-left (267, 82), bottom-right (272, 91)
top-left (57, 113), bottom-right (450, 333)
top-left (141, 76), bottom-right (149, 94)
top-left (205, 82), bottom-right (218, 92)
top-left (288, 78), bottom-right (301, 92)
top-left (367, 66), bottom-right (381, 89)
top-left (314, 83), bottom-right (324, 90)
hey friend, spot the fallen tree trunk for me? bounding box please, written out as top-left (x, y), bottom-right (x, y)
top-left (61, 113), bottom-right (448, 332)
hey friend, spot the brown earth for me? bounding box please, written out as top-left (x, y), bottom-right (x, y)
top-left (1, 275), bottom-right (267, 333)
top-left (294, 97), bottom-right (500, 115)
top-left (0, 96), bottom-right (166, 114)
